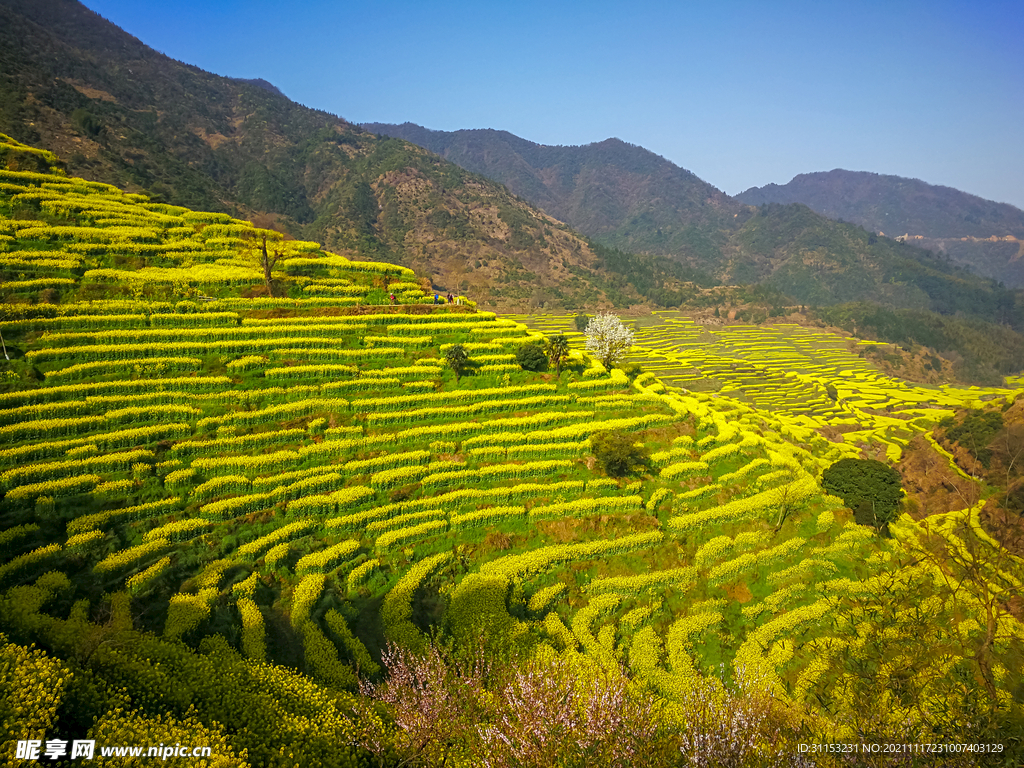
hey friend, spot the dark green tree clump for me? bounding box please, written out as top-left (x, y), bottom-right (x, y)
top-left (573, 313), bottom-right (589, 332)
top-left (590, 431), bottom-right (650, 478)
top-left (515, 342), bottom-right (548, 372)
top-left (821, 458), bottom-right (904, 531)
top-left (444, 343), bottom-right (469, 383)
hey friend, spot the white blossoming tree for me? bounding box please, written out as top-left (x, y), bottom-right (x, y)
top-left (584, 313), bottom-right (634, 370)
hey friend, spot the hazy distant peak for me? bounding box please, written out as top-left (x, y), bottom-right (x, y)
top-left (737, 168), bottom-right (1024, 239)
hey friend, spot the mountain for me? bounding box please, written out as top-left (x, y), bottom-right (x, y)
top-left (363, 123), bottom-right (1022, 322)
top-left (736, 169), bottom-right (1024, 288)
top-left (2, 0), bottom-right (1019, 321)
top-left (361, 123), bottom-right (745, 261)
top-left (0, 0), bottom-right (703, 311)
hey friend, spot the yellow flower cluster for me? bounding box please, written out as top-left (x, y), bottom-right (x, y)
top-left (45, 354), bottom-right (202, 380)
top-left (4, 474), bottom-right (101, 503)
top-left (191, 475), bottom-right (250, 505)
top-left (251, 464), bottom-right (339, 493)
top-left (669, 476), bottom-right (818, 532)
top-left (666, 610), bottom-right (723, 676)
top-left (543, 611), bottom-right (578, 651)
top-left (480, 530), bottom-right (664, 581)
top-left (174, 427), bottom-right (307, 459)
top-left (451, 505), bottom-right (526, 528)
top-left (381, 552), bottom-right (452, 651)
top-left (295, 539), bottom-right (360, 575)
top-left (211, 397), bottom-right (349, 431)
top-left (324, 609), bottom-right (380, 676)
top-left (163, 587), bottom-right (218, 640)
top-left (716, 458), bottom-right (771, 485)
top-left (365, 509), bottom-right (444, 537)
top-left (526, 582), bottom-right (567, 613)
top-left (125, 556), bottom-right (171, 595)
top-left (468, 439), bottom-right (590, 464)
top-left (707, 537), bottom-right (806, 586)
top-left (0, 544), bottom-right (62, 583)
top-left (422, 459), bottom-right (575, 490)
top-left (68, 497), bottom-right (181, 534)
top-left (0, 448), bottom-right (155, 492)
top-left (290, 573), bottom-right (326, 628)
top-left (346, 558), bottom-right (379, 591)
top-left (522, 413), bottom-right (674, 444)
top-left (587, 564), bottom-right (698, 596)
top-left (264, 357), bottom-right (400, 381)
top-left (0, 415), bottom-right (105, 443)
top-left (570, 594), bottom-right (621, 663)
top-left (236, 520), bottom-right (316, 559)
top-left (237, 596), bottom-right (266, 662)
top-left (64, 529), bottom-right (103, 553)
top-left (566, 368), bottom-right (630, 392)
top-left (816, 509), bottom-right (835, 533)
top-left (143, 517), bottom-right (212, 543)
top-left (0, 634), bottom-right (72, 742)
top-left (224, 354), bottom-right (267, 372)
top-left (364, 395), bottom-right (572, 428)
top-left (93, 539), bottom-right (170, 574)
top-left (620, 600), bottom-right (661, 629)
top-left (375, 519), bottom-right (448, 550)
top-left (192, 451), bottom-right (298, 479)
top-left (286, 486), bottom-right (375, 517)
top-left (263, 542), bottom-right (291, 569)
top-left (342, 448), bottom-right (430, 475)
top-left (528, 494), bottom-right (642, 521)
top-left (231, 571), bottom-right (259, 598)
top-left (299, 619), bottom-right (357, 689)
top-left (352, 381), bottom-right (557, 413)
top-left (660, 460), bottom-right (710, 481)
top-left (646, 487), bottom-right (673, 512)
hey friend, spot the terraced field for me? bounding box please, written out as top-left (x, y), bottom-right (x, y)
top-left (2, 135), bottom-right (1022, 764)
top-left (514, 311), bottom-right (1020, 464)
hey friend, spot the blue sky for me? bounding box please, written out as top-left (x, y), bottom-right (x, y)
top-left (81, 0), bottom-right (1024, 209)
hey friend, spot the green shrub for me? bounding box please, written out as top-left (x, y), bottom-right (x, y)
top-left (589, 430), bottom-right (650, 478)
top-left (515, 342), bottom-right (547, 372)
top-left (821, 458), bottom-right (903, 531)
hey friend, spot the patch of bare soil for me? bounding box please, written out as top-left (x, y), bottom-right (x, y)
top-left (979, 499), bottom-right (1024, 559)
top-left (725, 582), bottom-right (752, 603)
top-left (897, 434), bottom-right (982, 518)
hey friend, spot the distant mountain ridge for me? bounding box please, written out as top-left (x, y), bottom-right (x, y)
top-left (737, 169), bottom-right (1024, 287)
top-left (1, 0), bottom-right (1018, 317)
top-left (361, 123), bottom-right (743, 259)
top-left (736, 169), bottom-right (1024, 239)
top-left (362, 122), bottom-right (1021, 312)
top-left (0, 0), bottom-right (706, 310)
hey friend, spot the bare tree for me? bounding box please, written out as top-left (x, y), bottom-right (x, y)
top-left (243, 229), bottom-right (285, 298)
top-left (817, 511), bottom-right (1024, 755)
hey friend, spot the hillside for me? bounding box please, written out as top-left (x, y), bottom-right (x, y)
top-left (361, 124), bottom-right (744, 257)
top-left (3, 0), bottom-right (1021, 319)
top-left (1, 136), bottom-right (1022, 763)
top-left (737, 169), bottom-right (1024, 288)
top-left (0, 0), bottom-right (701, 311)
top-left (365, 123), bottom-right (1024, 321)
